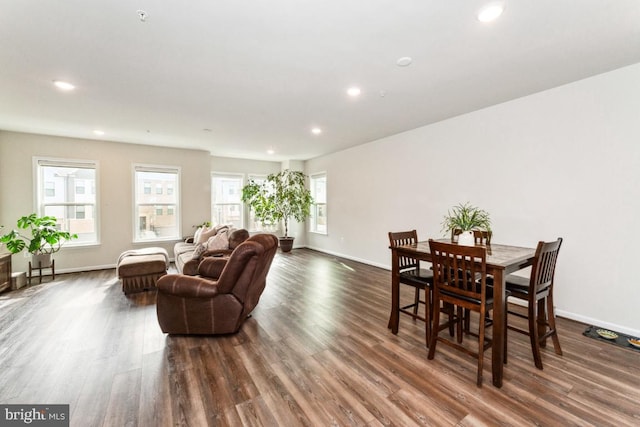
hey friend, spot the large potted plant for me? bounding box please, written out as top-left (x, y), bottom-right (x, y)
top-left (441, 202), bottom-right (492, 246)
top-left (0, 214), bottom-right (78, 267)
top-left (241, 169), bottom-right (313, 252)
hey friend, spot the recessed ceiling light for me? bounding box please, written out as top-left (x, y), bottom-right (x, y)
top-left (477, 3), bottom-right (505, 22)
top-left (137, 10), bottom-right (148, 22)
top-left (267, 148), bottom-right (275, 155)
top-left (396, 57), bottom-right (412, 67)
top-left (311, 127), bottom-right (322, 135)
top-left (93, 130), bottom-right (105, 136)
top-left (347, 87), bottom-right (361, 97)
top-left (53, 80), bottom-right (75, 91)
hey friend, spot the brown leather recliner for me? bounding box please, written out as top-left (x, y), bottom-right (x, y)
top-left (156, 233), bottom-right (278, 335)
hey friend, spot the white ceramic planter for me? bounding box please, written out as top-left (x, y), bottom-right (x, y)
top-left (457, 231), bottom-right (475, 246)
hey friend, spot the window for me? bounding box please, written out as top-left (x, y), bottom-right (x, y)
top-left (310, 172), bottom-right (327, 234)
top-left (35, 158), bottom-right (99, 245)
top-left (211, 173), bottom-right (243, 228)
top-left (134, 165), bottom-right (180, 242)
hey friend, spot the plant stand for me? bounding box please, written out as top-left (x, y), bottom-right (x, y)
top-left (28, 259), bottom-right (55, 284)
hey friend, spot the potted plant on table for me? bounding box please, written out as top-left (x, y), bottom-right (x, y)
top-left (241, 169), bottom-right (313, 252)
top-left (0, 213), bottom-right (78, 269)
top-left (441, 202), bottom-right (492, 246)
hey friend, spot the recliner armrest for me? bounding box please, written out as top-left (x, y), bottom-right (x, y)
top-left (201, 248), bottom-right (232, 258)
top-left (157, 274), bottom-right (220, 298)
top-left (198, 257), bottom-right (228, 279)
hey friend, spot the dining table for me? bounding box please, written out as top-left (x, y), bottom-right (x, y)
top-left (388, 239), bottom-right (536, 387)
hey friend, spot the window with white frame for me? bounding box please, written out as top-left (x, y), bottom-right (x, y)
top-left (134, 165), bottom-right (180, 242)
top-left (35, 158), bottom-right (99, 245)
top-left (310, 172), bottom-right (327, 234)
top-left (211, 173), bottom-right (243, 228)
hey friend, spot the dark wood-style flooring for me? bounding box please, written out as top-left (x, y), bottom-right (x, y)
top-left (1, 249), bottom-right (639, 426)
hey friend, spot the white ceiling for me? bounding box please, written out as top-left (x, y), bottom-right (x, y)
top-left (1, 1), bottom-right (639, 161)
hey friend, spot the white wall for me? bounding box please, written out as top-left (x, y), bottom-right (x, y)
top-left (0, 132), bottom-right (212, 273)
top-left (210, 155), bottom-right (280, 176)
top-left (306, 63), bottom-right (640, 336)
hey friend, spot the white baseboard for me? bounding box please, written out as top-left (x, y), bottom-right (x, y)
top-left (304, 245), bottom-right (388, 269)
top-left (555, 309), bottom-right (639, 338)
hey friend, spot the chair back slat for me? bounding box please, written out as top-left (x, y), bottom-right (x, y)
top-left (530, 238), bottom-right (563, 295)
top-left (389, 230), bottom-right (420, 272)
top-left (430, 240), bottom-right (487, 302)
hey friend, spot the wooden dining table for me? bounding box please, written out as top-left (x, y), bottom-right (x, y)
top-left (388, 239), bottom-right (535, 387)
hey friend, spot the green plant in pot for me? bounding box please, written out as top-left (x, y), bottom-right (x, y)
top-left (0, 214), bottom-right (78, 267)
top-left (441, 202), bottom-right (492, 246)
top-left (241, 169), bottom-right (313, 252)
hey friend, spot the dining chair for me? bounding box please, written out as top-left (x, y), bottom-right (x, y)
top-left (504, 237), bottom-right (563, 370)
top-left (388, 231), bottom-right (433, 334)
top-left (427, 239), bottom-right (495, 386)
top-left (451, 228), bottom-right (492, 333)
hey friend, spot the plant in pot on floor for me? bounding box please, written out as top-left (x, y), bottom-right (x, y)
top-left (441, 202), bottom-right (492, 246)
top-left (241, 169), bottom-right (313, 252)
top-left (0, 213), bottom-right (78, 272)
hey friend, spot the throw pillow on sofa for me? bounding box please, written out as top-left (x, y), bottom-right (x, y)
top-left (196, 224), bottom-right (230, 245)
top-left (206, 230), bottom-right (229, 251)
top-left (191, 243), bottom-right (207, 261)
top-left (193, 227), bottom-right (204, 244)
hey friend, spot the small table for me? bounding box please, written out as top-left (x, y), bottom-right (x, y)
top-left (389, 239), bottom-right (535, 387)
top-left (29, 259), bottom-right (55, 284)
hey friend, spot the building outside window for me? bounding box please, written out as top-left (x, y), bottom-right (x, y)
top-left (44, 181), bottom-right (55, 197)
top-left (211, 173), bottom-right (243, 228)
top-left (35, 158), bottom-right (99, 245)
top-left (310, 172), bottom-right (327, 234)
top-left (75, 206), bottom-right (86, 220)
top-left (134, 165), bottom-right (180, 242)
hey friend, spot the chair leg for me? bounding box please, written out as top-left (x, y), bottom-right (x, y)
top-left (529, 299), bottom-right (544, 370)
top-left (425, 286), bottom-right (432, 347)
top-left (477, 308), bottom-right (486, 387)
top-left (546, 295), bottom-right (563, 356)
top-left (428, 296), bottom-right (441, 358)
top-left (464, 308), bottom-right (472, 334)
top-left (443, 302), bottom-right (455, 336)
top-left (456, 306), bottom-right (463, 343)
top-left (537, 298), bottom-right (547, 348)
top-left (413, 287), bottom-right (420, 317)
top-left (503, 304), bottom-right (508, 365)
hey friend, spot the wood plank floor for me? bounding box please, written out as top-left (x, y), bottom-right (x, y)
top-left (1, 248), bottom-right (639, 426)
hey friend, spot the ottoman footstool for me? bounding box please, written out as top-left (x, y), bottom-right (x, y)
top-left (117, 247), bottom-right (169, 294)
